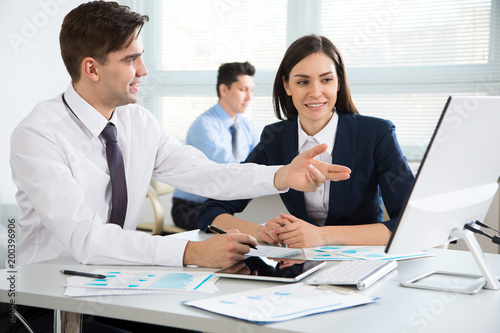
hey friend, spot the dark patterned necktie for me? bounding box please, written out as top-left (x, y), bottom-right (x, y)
top-left (100, 123), bottom-right (128, 227)
top-left (231, 122), bottom-right (242, 161)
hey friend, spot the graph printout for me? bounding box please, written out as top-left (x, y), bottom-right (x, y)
top-left (65, 269), bottom-right (215, 292)
top-left (184, 283), bottom-right (375, 324)
top-left (304, 246), bottom-right (434, 261)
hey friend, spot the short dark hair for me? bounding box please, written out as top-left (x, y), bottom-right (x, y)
top-left (60, 1), bottom-right (149, 82)
top-left (216, 62), bottom-right (255, 98)
top-left (273, 35), bottom-right (359, 120)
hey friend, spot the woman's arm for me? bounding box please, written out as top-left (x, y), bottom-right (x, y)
top-left (273, 213), bottom-right (391, 247)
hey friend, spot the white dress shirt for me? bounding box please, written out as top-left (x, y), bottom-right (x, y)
top-left (10, 84), bottom-right (281, 267)
top-left (297, 112), bottom-right (338, 226)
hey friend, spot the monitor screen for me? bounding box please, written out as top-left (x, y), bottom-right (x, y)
top-left (386, 95), bottom-right (500, 255)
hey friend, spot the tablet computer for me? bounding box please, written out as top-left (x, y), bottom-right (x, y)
top-left (214, 256), bottom-right (326, 282)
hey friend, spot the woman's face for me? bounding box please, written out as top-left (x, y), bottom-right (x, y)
top-left (283, 52), bottom-right (339, 135)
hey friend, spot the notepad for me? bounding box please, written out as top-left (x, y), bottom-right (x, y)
top-left (248, 245), bottom-right (301, 258)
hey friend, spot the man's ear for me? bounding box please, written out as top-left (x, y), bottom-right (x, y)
top-left (219, 83), bottom-right (228, 98)
top-left (81, 57), bottom-right (100, 82)
top-left (283, 76), bottom-right (292, 96)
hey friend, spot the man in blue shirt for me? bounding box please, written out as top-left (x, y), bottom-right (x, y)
top-left (172, 62), bottom-right (259, 230)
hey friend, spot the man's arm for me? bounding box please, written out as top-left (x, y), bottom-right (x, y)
top-left (155, 113), bottom-right (351, 199)
top-left (274, 143), bottom-right (351, 191)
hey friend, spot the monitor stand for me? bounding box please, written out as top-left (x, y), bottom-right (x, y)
top-left (449, 228), bottom-right (500, 290)
top-left (400, 228), bottom-right (500, 294)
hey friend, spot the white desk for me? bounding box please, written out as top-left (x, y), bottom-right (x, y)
top-left (1, 230), bottom-right (500, 332)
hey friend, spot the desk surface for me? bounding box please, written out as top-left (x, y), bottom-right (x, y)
top-left (2, 230), bottom-right (500, 333)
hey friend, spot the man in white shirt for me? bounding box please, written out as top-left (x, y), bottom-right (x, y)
top-left (10, 1), bottom-right (352, 270)
top-left (7, 2), bottom-right (350, 331)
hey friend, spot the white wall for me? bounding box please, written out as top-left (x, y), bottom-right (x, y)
top-left (0, 0), bottom-right (83, 223)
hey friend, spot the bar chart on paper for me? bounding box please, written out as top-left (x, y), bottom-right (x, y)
top-left (304, 246), bottom-right (434, 261)
top-left (65, 270), bottom-right (216, 292)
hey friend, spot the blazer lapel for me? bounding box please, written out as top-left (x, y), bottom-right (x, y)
top-left (327, 113), bottom-right (356, 224)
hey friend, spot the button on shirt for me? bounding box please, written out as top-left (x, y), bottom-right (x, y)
top-left (174, 103), bottom-right (259, 204)
top-left (10, 84), bottom-right (281, 266)
top-left (297, 112), bottom-right (339, 226)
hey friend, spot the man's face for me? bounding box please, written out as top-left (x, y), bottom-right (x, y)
top-left (219, 75), bottom-right (255, 118)
top-left (97, 35), bottom-right (148, 109)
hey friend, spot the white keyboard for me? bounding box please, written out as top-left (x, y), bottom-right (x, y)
top-left (305, 260), bottom-right (397, 290)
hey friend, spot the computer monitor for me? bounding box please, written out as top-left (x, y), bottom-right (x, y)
top-left (386, 95), bottom-right (500, 291)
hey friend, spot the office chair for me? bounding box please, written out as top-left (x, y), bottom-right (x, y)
top-left (14, 310), bottom-right (36, 333)
top-left (137, 179), bottom-right (187, 235)
top-left (0, 303), bottom-right (36, 333)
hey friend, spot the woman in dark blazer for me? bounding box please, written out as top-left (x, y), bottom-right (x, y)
top-left (198, 35), bottom-right (414, 248)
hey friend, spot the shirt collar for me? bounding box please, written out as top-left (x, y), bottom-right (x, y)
top-left (215, 102), bottom-right (238, 129)
top-left (297, 112), bottom-right (339, 155)
top-left (63, 84), bottom-right (114, 138)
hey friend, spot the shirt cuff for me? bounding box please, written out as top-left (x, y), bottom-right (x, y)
top-left (262, 165), bottom-right (289, 194)
top-left (154, 236), bottom-right (189, 266)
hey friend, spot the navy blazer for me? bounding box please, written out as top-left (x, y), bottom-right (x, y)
top-left (198, 113), bottom-right (415, 232)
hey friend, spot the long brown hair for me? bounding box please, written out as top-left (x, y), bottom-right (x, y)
top-left (273, 35), bottom-right (359, 120)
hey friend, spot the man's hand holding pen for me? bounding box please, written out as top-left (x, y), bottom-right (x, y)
top-left (207, 224), bottom-right (258, 249)
top-left (183, 225), bottom-right (258, 268)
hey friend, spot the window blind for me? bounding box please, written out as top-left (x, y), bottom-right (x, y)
top-left (127, 0), bottom-right (498, 161)
top-left (136, 0), bottom-right (287, 141)
top-left (319, 0), bottom-right (498, 160)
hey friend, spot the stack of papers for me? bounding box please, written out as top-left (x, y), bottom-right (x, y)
top-left (304, 246), bottom-right (434, 261)
top-left (184, 283), bottom-right (376, 324)
top-left (64, 269), bottom-right (218, 297)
